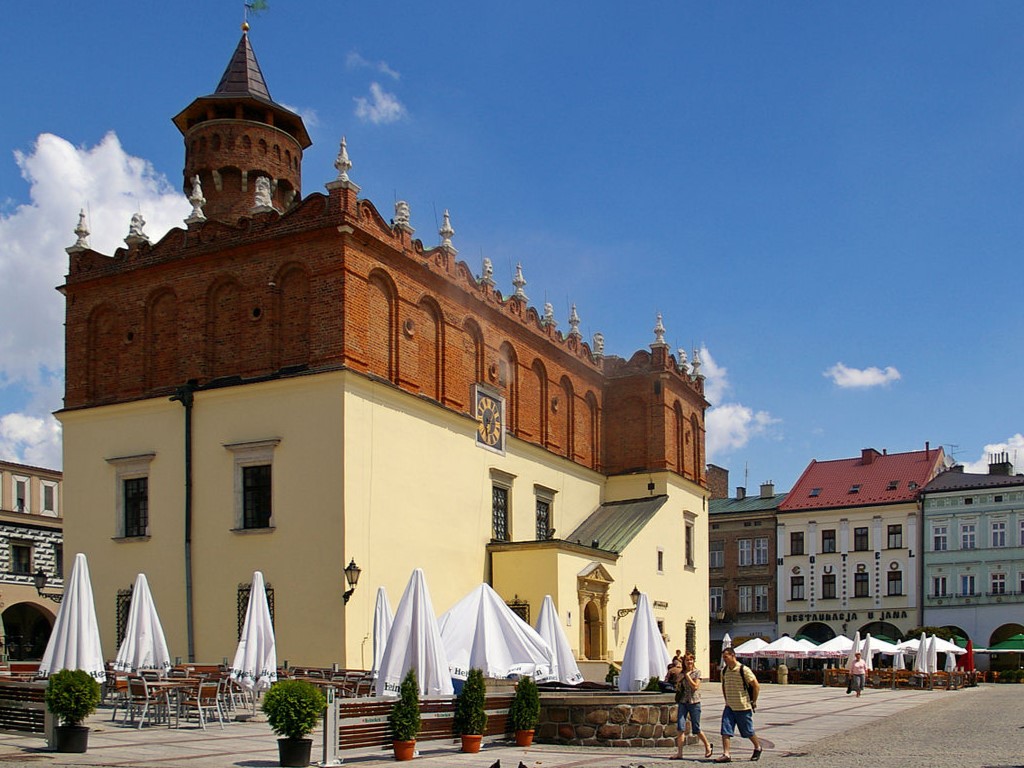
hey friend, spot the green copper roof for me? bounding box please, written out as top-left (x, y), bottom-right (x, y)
top-left (568, 495), bottom-right (668, 553)
top-left (709, 493), bottom-right (788, 516)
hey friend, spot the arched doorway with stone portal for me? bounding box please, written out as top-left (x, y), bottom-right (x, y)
top-left (2, 602), bottom-right (55, 661)
top-left (577, 562), bottom-right (612, 661)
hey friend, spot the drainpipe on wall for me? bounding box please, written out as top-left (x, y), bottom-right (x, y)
top-left (170, 380), bottom-right (198, 663)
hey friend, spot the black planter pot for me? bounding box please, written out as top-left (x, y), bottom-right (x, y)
top-left (277, 737), bottom-right (313, 767)
top-left (54, 725), bottom-right (90, 753)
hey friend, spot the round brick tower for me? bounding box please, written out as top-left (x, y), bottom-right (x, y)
top-left (172, 26), bottom-right (311, 225)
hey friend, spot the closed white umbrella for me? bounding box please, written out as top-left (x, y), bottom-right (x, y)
top-left (892, 649), bottom-right (906, 671)
top-left (913, 632), bottom-right (928, 673)
top-left (535, 595), bottom-right (584, 685)
top-left (944, 651), bottom-right (956, 672)
top-left (113, 573), bottom-right (171, 675)
top-left (375, 569), bottom-right (453, 698)
top-left (722, 632), bottom-right (733, 650)
top-left (927, 635), bottom-right (939, 674)
top-left (618, 593), bottom-right (670, 692)
top-left (230, 571), bottom-right (277, 692)
top-left (38, 553), bottom-right (106, 682)
top-left (371, 586), bottom-right (394, 679)
top-left (861, 634), bottom-right (873, 671)
top-left (438, 583), bottom-right (554, 682)
top-left (846, 631), bottom-right (862, 670)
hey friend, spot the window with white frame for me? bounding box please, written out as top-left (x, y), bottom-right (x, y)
top-left (685, 521), bottom-right (694, 568)
top-left (709, 540), bottom-right (724, 569)
top-left (991, 521), bottom-right (1006, 548)
top-left (887, 570), bottom-right (903, 596)
top-left (991, 572), bottom-right (1006, 595)
top-left (738, 585), bottom-right (752, 613)
top-left (12, 476), bottom-right (29, 513)
top-left (887, 524), bottom-right (903, 549)
top-left (961, 523), bottom-right (976, 550)
top-left (822, 529), bottom-right (837, 553)
top-left (932, 575), bottom-right (947, 597)
top-left (738, 539), bottom-right (752, 567)
top-left (791, 576), bottom-right (805, 600)
top-left (709, 586), bottom-right (723, 615)
top-left (933, 525), bottom-right (947, 551)
top-left (754, 584), bottom-right (769, 612)
top-left (41, 480), bottom-right (58, 517)
top-left (225, 439), bottom-right (280, 531)
top-left (753, 537), bottom-right (769, 565)
top-left (106, 453), bottom-right (155, 538)
top-left (960, 574), bottom-right (975, 596)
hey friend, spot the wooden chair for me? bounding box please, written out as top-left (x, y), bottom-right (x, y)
top-left (178, 679), bottom-right (225, 730)
top-left (125, 676), bottom-right (169, 729)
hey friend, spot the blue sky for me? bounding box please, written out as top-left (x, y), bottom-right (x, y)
top-left (1, 2), bottom-right (1021, 489)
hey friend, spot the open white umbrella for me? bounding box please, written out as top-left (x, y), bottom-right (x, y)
top-left (371, 586), bottom-right (394, 679)
top-left (230, 571), bottom-right (277, 692)
top-left (618, 593), bottom-right (670, 692)
top-left (732, 637), bottom-right (768, 657)
top-left (438, 583), bottom-right (554, 682)
top-left (810, 634), bottom-right (852, 659)
top-left (535, 595), bottom-right (584, 685)
top-left (38, 553), bottom-right (106, 682)
top-left (113, 573), bottom-right (171, 675)
top-left (762, 635), bottom-right (808, 665)
top-left (375, 569), bottom-right (453, 698)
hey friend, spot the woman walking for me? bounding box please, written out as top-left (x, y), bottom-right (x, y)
top-left (848, 651), bottom-right (867, 697)
top-left (671, 653), bottom-right (714, 759)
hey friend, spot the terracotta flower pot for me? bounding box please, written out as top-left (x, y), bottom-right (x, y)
top-left (515, 729), bottom-right (535, 747)
top-left (392, 739), bottom-right (416, 761)
top-left (461, 734), bottom-right (482, 753)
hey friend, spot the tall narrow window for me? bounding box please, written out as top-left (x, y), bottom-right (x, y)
top-left (822, 529), bottom-right (837, 553)
top-left (822, 573), bottom-right (837, 599)
top-left (790, 531), bottom-right (804, 556)
top-left (685, 620), bottom-right (697, 656)
top-left (709, 586), bottom-right (723, 615)
top-left (123, 477), bottom-right (149, 537)
top-left (685, 523), bottom-right (694, 567)
top-left (10, 543), bottom-right (31, 575)
top-left (960, 574), bottom-right (975, 596)
top-left (991, 521), bottom-right (1006, 548)
top-left (492, 485), bottom-right (509, 541)
top-left (657, 548), bottom-right (665, 573)
top-left (535, 498), bottom-right (550, 540)
top-left (854, 527), bottom-right (869, 551)
top-left (225, 439), bottom-right (280, 532)
top-left (738, 539), bottom-right (752, 566)
top-left (933, 525), bottom-right (947, 551)
top-left (753, 537), bottom-right (768, 565)
top-left (754, 585), bottom-right (769, 612)
top-left (709, 540), bottom-right (724, 568)
top-left (41, 481), bottom-right (58, 516)
top-left (738, 585), bottom-right (752, 613)
top-left (887, 570), bottom-right (903, 596)
top-left (13, 477), bottom-right (28, 513)
top-left (961, 524), bottom-right (976, 550)
top-left (991, 572), bottom-right (1006, 595)
top-left (791, 576), bottom-right (805, 600)
top-left (854, 572), bottom-right (869, 597)
top-left (887, 524), bottom-right (903, 549)
top-left (242, 465), bottom-right (272, 529)
top-left (932, 575), bottom-right (947, 597)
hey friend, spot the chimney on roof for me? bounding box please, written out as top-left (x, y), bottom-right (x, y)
top-left (926, 441), bottom-right (930, 456)
top-left (706, 464), bottom-right (730, 500)
top-left (989, 452), bottom-right (1014, 476)
top-left (736, 486), bottom-right (746, 501)
top-left (861, 448), bottom-right (881, 465)
top-left (760, 482), bottom-right (774, 499)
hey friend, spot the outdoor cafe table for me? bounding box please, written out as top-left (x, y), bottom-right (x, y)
top-left (145, 678), bottom-right (201, 728)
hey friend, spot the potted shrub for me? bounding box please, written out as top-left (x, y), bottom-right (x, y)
top-left (508, 675), bottom-right (540, 748)
top-left (45, 669), bottom-right (102, 753)
top-left (453, 668), bottom-right (488, 753)
top-left (261, 679), bottom-right (328, 767)
top-left (389, 669), bottom-right (421, 761)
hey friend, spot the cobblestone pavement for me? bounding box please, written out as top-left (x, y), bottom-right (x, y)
top-left (0, 683), bottom-right (1019, 767)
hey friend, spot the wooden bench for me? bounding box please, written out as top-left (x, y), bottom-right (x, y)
top-left (0, 679), bottom-right (49, 737)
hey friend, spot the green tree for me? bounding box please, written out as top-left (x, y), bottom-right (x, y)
top-left (389, 669), bottom-right (421, 742)
top-left (453, 668), bottom-right (488, 735)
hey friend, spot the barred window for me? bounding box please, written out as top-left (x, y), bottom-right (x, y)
top-left (243, 465), bottom-right (272, 529)
top-left (535, 498), bottom-right (550, 541)
top-left (492, 485), bottom-right (509, 541)
top-left (237, 582), bottom-right (275, 640)
top-left (124, 477), bottom-right (149, 537)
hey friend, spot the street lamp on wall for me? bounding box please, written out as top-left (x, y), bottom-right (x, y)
top-left (616, 585), bottom-right (642, 619)
top-left (32, 569), bottom-right (64, 603)
top-left (342, 558), bottom-right (362, 604)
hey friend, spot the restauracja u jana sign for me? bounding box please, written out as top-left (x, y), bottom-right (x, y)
top-left (785, 610), bottom-right (910, 624)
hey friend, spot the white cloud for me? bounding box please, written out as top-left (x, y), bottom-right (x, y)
top-left (354, 83), bottom-right (407, 125)
top-left (699, 346), bottom-right (780, 461)
top-left (960, 433), bottom-right (1024, 474)
top-left (0, 131), bottom-right (190, 467)
top-left (824, 362), bottom-right (901, 388)
top-left (346, 52), bottom-right (401, 80)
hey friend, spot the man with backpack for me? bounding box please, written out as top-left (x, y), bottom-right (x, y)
top-left (717, 647), bottom-right (763, 762)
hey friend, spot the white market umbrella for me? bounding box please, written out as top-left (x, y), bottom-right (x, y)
top-left (112, 573), bottom-right (171, 675)
top-left (913, 633), bottom-right (928, 674)
top-left (722, 632), bottom-right (733, 650)
top-left (931, 636), bottom-right (967, 655)
top-left (438, 583), bottom-right (554, 682)
top-left (618, 593), bottom-right (670, 692)
top-left (945, 651), bottom-right (957, 672)
top-left (371, 586), bottom-right (394, 679)
top-left (861, 634), bottom-right (874, 671)
top-left (375, 569), bottom-right (454, 698)
top-left (38, 553), bottom-right (106, 682)
top-left (846, 631), bottom-right (862, 671)
top-left (867, 636), bottom-right (900, 655)
top-left (230, 571), bottom-right (278, 692)
top-left (810, 634), bottom-right (852, 659)
top-left (927, 635), bottom-right (939, 674)
top-left (732, 637), bottom-right (768, 657)
top-left (535, 595), bottom-right (584, 685)
top-left (762, 635), bottom-right (808, 664)
top-left (893, 649), bottom-right (906, 671)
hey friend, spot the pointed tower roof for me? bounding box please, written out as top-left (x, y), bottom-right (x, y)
top-left (172, 30), bottom-right (310, 148)
top-left (214, 31), bottom-right (273, 102)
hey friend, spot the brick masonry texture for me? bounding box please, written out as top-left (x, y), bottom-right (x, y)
top-left (536, 697), bottom-right (679, 747)
top-left (62, 118), bottom-right (708, 480)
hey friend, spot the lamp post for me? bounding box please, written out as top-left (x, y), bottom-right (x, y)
top-left (32, 569), bottom-right (63, 603)
top-left (616, 585), bottom-right (642, 620)
top-left (342, 559), bottom-right (362, 604)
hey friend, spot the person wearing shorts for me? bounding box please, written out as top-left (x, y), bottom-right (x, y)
top-left (670, 653), bottom-right (713, 759)
top-left (717, 647), bottom-right (762, 762)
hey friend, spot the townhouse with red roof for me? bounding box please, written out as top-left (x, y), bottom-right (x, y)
top-left (775, 444), bottom-right (946, 643)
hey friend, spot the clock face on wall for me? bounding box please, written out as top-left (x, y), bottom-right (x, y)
top-left (474, 385), bottom-right (505, 453)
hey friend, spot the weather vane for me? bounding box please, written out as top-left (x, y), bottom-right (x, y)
top-left (243, 0), bottom-right (269, 29)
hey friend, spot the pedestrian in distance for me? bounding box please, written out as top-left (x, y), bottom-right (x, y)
top-left (848, 651), bottom-right (867, 698)
top-left (670, 653), bottom-right (713, 760)
top-left (716, 646), bottom-right (762, 762)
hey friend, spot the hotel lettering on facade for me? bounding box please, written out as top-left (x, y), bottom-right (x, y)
top-left (58, 30), bottom-right (711, 671)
